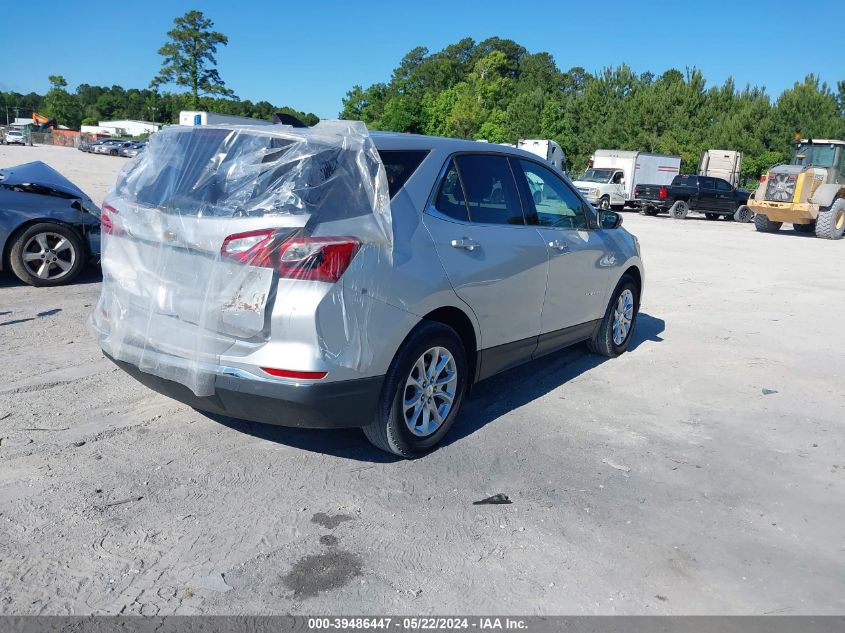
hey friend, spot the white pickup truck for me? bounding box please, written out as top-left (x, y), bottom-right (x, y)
top-left (573, 150), bottom-right (681, 209)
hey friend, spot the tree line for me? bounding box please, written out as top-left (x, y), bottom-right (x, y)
top-left (340, 37), bottom-right (845, 180)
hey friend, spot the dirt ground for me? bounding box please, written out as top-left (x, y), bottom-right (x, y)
top-left (1, 144), bottom-right (843, 615)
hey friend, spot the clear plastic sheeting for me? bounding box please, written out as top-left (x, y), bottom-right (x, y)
top-left (90, 120), bottom-right (390, 396)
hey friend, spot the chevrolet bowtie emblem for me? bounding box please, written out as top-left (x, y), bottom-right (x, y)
top-left (162, 230), bottom-right (177, 242)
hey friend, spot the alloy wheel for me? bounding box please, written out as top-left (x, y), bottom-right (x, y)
top-left (612, 289), bottom-right (635, 346)
top-left (21, 232), bottom-right (76, 281)
top-left (403, 346), bottom-right (458, 437)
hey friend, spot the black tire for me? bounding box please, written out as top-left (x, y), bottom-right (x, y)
top-left (362, 321), bottom-right (468, 458)
top-left (588, 275), bottom-right (640, 359)
top-left (643, 207), bottom-right (660, 216)
top-left (669, 200), bottom-right (689, 219)
top-left (793, 222), bottom-right (815, 234)
top-left (109, 149), bottom-right (118, 156)
top-left (705, 213), bottom-right (719, 220)
top-left (814, 199), bottom-right (845, 240)
top-left (734, 205), bottom-right (753, 223)
top-left (754, 214), bottom-right (782, 233)
top-left (8, 223), bottom-right (85, 287)
top-left (598, 196), bottom-right (611, 211)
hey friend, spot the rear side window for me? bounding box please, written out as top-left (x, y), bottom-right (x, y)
top-left (433, 159), bottom-right (469, 222)
top-left (378, 150), bottom-right (428, 198)
top-left (715, 178), bottom-right (732, 191)
top-left (699, 177), bottom-right (716, 189)
top-left (454, 154), bottom-right (524, 225)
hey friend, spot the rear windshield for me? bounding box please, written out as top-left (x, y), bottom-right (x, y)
top-left (115, 127), bottom-right (382, 220)
top-left (378, 150), bottom-right (428, 198)
top-left (672, 175), bottom-right (697, 186)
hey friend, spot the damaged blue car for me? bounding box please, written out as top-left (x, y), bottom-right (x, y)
top-left (0, 161), bottom-right (101, 286)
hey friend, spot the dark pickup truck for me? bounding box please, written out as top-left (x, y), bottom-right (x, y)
top-left (632, 175), bottom-right (750, 220)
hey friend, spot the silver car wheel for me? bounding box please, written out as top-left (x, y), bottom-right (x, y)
top-left (612, 289), bottom-right (634, 346)
top-left (21, 232), bottom-right (76, 281)
top-left (403, 346), bottom-right (458, 437)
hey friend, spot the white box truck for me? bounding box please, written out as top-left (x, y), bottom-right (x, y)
top-left (179, 111), bottom-right (274, 127)
top-left (572, 150), bottom-right (681, 209)
top-left (698, 149), bottom-right (742, 187)
top-left (517, 139), bottom-right (565, 172)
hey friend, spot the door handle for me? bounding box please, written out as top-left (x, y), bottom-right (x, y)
top-left (548, 239), bottom-right (568, 252)
top-left (451, 238), bottom-right (480, 251)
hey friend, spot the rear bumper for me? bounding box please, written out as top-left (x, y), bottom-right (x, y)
top-left (630, 199), bottom-right (668, 210)
top-left (105, 353), bottom-right (384, 429)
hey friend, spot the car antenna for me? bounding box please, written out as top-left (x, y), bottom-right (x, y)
top-left (274, 113), bottom-right (308, 128)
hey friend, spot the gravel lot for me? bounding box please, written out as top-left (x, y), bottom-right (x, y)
top-left (1, 144), bottom-right (843, 615)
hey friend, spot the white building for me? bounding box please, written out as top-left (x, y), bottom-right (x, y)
top-left (80, 119), bottom-right (161, 137)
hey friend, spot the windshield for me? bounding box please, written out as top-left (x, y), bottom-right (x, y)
top-left (791, 143), bottom-right (839, 168)
top-left (579, 168), bottom-right (614, 183)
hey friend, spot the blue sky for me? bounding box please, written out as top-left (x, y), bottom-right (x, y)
top-left (1, 0), bottom-right (842, 119)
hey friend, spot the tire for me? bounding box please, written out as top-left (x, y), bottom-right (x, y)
top-left (754, 214), bottom-right (782, 233)
top-left (669, 200), bottom-right (689, 219)
top-left (734, 205), bottom-right (753, 223)
top-left (643, 207), bottom-right (659, 216)
top-left (109, 149), bottom-right (118, 156)
top-left (705, 213), bottom-right (719, 220)
top-left (793, 222), bottom-right (815, 234)
top-left (363, 321), bottom-right (468, 458)
top-left (8, 223), bottom-right (85, 287)
top-left (588, 275), bottom-right (639, 359)
top-left (598, 196), bottom-right (611, 211)
top-left (814, 199), bottom-right (845, 240)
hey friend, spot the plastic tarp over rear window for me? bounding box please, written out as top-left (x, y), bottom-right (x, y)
top-left (90, 120), bottom-right (391, 396)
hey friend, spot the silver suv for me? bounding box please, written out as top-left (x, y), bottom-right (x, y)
top-left (93, 124), bottom-right (644, 457)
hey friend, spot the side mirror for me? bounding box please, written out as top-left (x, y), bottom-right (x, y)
top-left (599, 210), bottom-right (623, 230)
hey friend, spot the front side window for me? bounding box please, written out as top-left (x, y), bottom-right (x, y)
top-left (715, 179), bottom-right (732, 192)
top-left (699, 177), bottom-right (716, 190)
top-left (453, 155), bottom-right (524, 225)
top-left (517, 159), bottom-right (589, 229)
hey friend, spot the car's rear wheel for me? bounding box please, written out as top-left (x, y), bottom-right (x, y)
top-left (363, 321), bottom-right (468, 458)
top-left (669, 200), bottom-right (689, 219)
top-left (588, 275), bottom-right (639, 358)
top-left (815, 199), bottom-right (845, 240)
top-left (753, 214), bottom-right (782, 233)
top-left (734, 205), bottom-right (754, 223)
top-left (8, 223), bottom-right (85, 287)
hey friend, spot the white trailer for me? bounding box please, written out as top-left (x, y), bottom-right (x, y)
top-left (517, 139), bottom-right (565, 172)
top-left (699, 149), bottom-right (742, 187)
top-left (179, 111), bottom-right (274, 127)
top-left (572, 150), bottom-right (681, 209)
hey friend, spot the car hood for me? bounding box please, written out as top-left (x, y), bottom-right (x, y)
top-left (0, 161), bottom-right (90, 199)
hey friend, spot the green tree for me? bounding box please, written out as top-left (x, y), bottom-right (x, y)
top-left (151, 10), bottom-right (234, 109)
top-left (43, 75), bottom-right (81, 128)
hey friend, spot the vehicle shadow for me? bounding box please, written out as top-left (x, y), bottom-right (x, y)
top-left (0, 266), bottom-right (102, 289)
top-left (209, 312), bottom-right (665, 463)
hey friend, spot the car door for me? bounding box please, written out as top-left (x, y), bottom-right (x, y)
top-left (697, 176), bottom-right (718, 211)
top-left (714, 178), bottom-right (735, 212)
top-left (511, 158), bottom-right (613, 356)
top-left (423, 154), bottom-right (549, 378)
top-left (611, 171), bottom-right (626, 206)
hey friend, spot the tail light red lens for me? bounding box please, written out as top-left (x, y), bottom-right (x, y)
top-left (759, 175), bottom-right (768, 183)
top-left (101, 203), bottom-right (125, 236)
top-left (221, 230), bottom-right (361, 283)
top-left (658, 187), bottom-right (668, 200)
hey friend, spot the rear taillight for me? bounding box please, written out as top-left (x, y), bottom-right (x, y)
top-left (100, 203), bottom-right (125, 236)
top-left (759, 174), bottom-right (767, 183)
top-left (658, 187), bottom-right (668, 200)
top-left (221, 230), bottom-right (361, 283)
